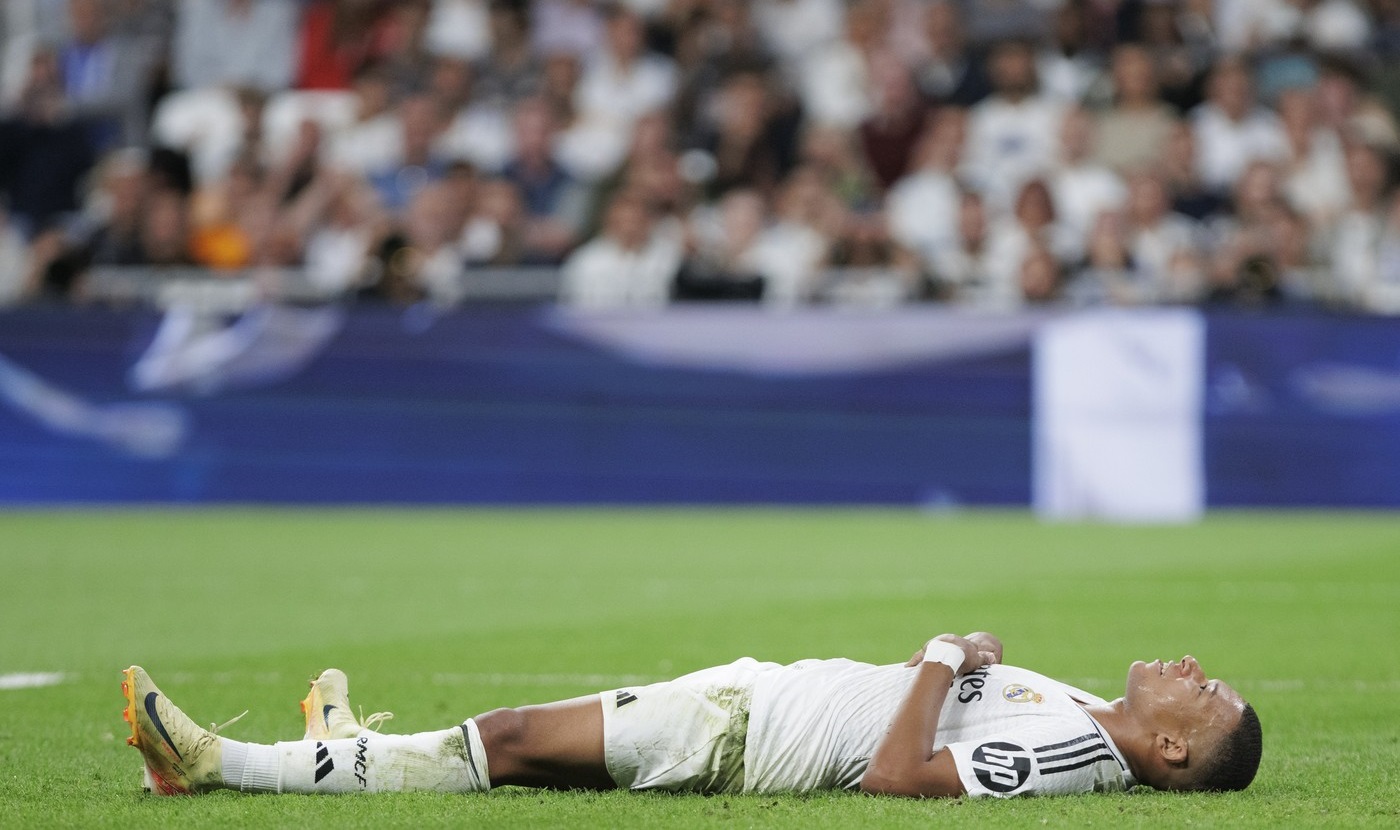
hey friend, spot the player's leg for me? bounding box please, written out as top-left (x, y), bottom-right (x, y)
top-left (473, 697), bottom-right (615, 789)
top-left (303, 666), bottom-right (610, 789)
top-left (122, 665), bottom-right (613, 795)
top-left (302, 666), bottom-right (615, 790)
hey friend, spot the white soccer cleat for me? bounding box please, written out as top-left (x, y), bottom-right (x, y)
top-left (300, 668), bottom-right (393, 741)
top-left (121, 666), bottom-right (233, 795)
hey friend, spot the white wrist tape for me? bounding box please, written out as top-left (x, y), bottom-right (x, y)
top-left (922, 640), bottom-right (966, 674)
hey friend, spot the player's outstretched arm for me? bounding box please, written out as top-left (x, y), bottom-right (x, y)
top-left (863, 634), bottom-right (991, 798)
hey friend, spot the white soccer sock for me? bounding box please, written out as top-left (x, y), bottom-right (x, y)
top-left (221, 738), bottom-right (280, 792)
top-left (221, 720), bottom-right (490, 794)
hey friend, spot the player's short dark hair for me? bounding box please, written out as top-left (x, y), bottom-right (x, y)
top-left (1195, 703), bottom-right (1262, 792)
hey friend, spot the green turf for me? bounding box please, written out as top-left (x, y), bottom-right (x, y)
top-left (1, 509), bottom-right (1397, 827)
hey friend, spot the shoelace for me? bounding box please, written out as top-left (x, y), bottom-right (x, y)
top-left (358, 706), bottom-right (394, 732)
top-left (209, 710), bottom-right (249, 735)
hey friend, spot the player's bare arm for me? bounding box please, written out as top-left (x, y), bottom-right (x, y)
top-left (863, 633), bottom-right (992, 798)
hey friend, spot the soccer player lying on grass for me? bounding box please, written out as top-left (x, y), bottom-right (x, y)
top-left (120, 631), bottom-right (1262, 799)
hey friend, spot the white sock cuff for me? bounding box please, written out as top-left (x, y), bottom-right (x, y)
top-left (462, 718), bottom-right (491, 792)
top-left (220, 739), bottom-right (247, 789)
top-left (226, 741), bottom-right (282, 793)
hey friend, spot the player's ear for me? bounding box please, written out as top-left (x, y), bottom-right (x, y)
top-left (1156, 732), bottom-right (1188, 766)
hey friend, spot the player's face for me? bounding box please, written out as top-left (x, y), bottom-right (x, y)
top-left (1125, 656), bottom-right (1246, 739)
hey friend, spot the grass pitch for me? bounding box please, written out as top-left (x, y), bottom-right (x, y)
top-left (1, 509), bottom-right (1398, 827)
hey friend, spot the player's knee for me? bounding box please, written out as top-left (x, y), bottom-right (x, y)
top-left (475, 707), bottom-right (529, 757)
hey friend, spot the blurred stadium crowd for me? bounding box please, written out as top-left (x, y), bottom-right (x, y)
top-left (4, 0), bottom-right (1400, 310)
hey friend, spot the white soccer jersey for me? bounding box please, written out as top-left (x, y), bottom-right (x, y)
top-left (743, 659), bottom-right (1135, 797)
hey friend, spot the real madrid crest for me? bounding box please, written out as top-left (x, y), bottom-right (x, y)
top-left (1002, 684), bottom-right (1044, 704)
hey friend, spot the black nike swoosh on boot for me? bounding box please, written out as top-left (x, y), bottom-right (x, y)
top-left (144, 692), bottom-right (183, 761)
top-left (323, 704), bottom-right (335, 728)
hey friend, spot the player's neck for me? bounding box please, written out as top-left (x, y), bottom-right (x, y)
top-left (1081, 699), bottom-right (1149, 783)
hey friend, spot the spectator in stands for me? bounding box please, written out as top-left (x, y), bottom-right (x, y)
top-left (1, 0), bottom-right (68, 109)
top-left (569, 4), bottom-right (677, 179)
top-left (914, 1), bottom-right (990, 108)
top-left (1068, 209), bottom-right (1133, 305)
top-left (675, 187), bottom-right (768, 301)
top-left (359, 172), bottom-right (473, 304)
top-left (1051, 107), bottom-right (1126, 263)
top-left (325, 63), bottom-right (399, 176)
top-left (375, 0), bottom-right (438, 96)
top-left (694, 69), bottom-right (793, 200)
top-left (1018, 241), bottom-right (1063, 305)
top-left (432, 57), bottom-right (513, 173)
top-left (461, 175), bottom-right (537, 266)
top-left (799, 0), bottom-right (887, 129)
top-left (1161, 120), bottom-right (1226, 220)
top-left (962, 39), bottom-right (1064, 211)
top-left (393, 179), bottom-right (467, 302)
top-left (826, 218), bottom-right (919, 308)
top-left (538, 50), bottom-right (581, 127)
top-left (919, 186), bottom-right (984, 300)
top-left (299, 172), bottom-right (387, 295)
top-left (753, 165), bottom-right (835, 307)
top-left (559, 188), bottom-right (681, 309)
top-left (1277, 85), bottom-right (1350, 230)
top-left (1314, 55), bottom-right (1400, 150)
top-left (187, 154), bottom-right (267, 269)
top-left (1037, 0), bottom-right (1102, 104)
top-left (1208, 0), bottom-right (1297, 54)
top-left (1329, 140), bottom-right (1397, 309)
top-left (799, 124), bottom-right (879, 213)
top-left (1094, 44), bottom-right (1178, 174)
top-left (144, 74), bottom-right (257, 184)
top-left (1295, 0), bottom-right (1372, 53)
top-left (669, 0), bottom-right (773, 146)
top-left (296, 0), bottom-right (391, 91)
top-left (1264, 201), bottom-right (1323, 302)
top-left (531, 0), bottom-right (604, 59)
top-left (1376, 0), bottom-right (1400, 56)
top-left (1204, 161), bottom-right (1298, 304)
top-left (173, 0), bottom-right (298, 93)
top-left (1122, 168), bottom-right (1205, 303)
top-left (752, 0), bottom-right (844, 78)
top-left (886, 109), bottom-right (963, 272)
top-left (500, 97), bottom-right (585, 263)
top-left (959, 0), bottom-right (1047, 45)
top-left (133, 187), bottom-right (194, 267)
top-left (859, 54), bottom-right (927, 192)
top-left (0, 48), bottom-right (96, 237)
top-left (610, 112), bottom-right (690, 223)
top-left (1135, 0), bottom-right (1210, 114)
top-left (1225, 161), bottom-right (1288, 233)
top-left (475, 1), bottom-right (541, 106)
top-left (425, 0), bottom-right (491, 64)
top-left (366, 92), bottom-right (452, 213)
top-left (55, 0), bottom-right (157, 150)
top-left (1191, 58), bottom-right (1288, 194)
top-left (80, 148), bottom-right (151, 266)
top-left (985, 178), bottom-right (1077, 308)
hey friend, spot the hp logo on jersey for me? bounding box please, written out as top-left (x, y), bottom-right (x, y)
top-left (970, 742), bottom-right (1032, 793)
